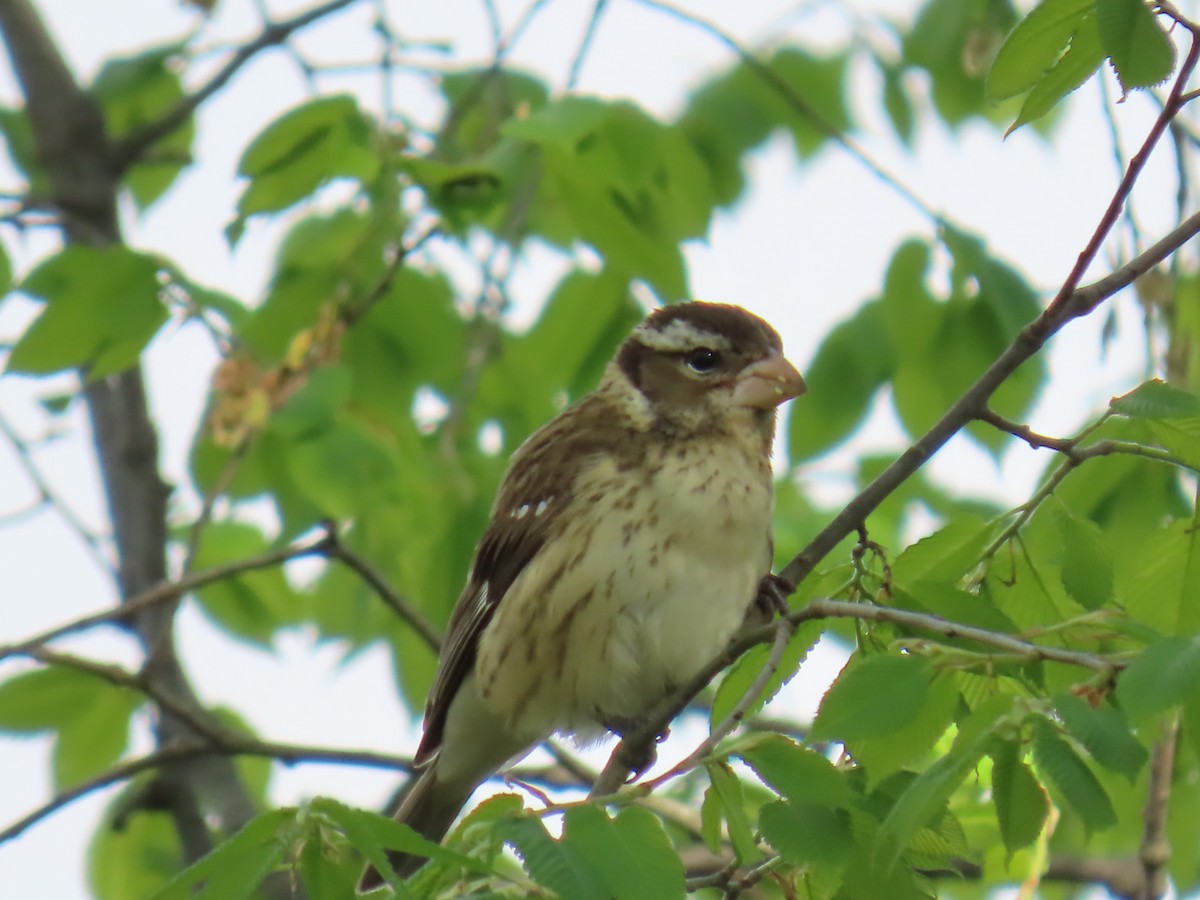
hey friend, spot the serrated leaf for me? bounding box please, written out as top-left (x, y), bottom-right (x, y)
top-left (874, 728), bottom-right (991, 870)
top-left (759, 800), bottom-right (853, 868)
top-left (988, 0), bottom-right (1096, 100)
top-left (1110, 380), bottom-right (1200, 419)
top-left (738, 734), bottom-right (854, 808)
top-left (812, 655), bottom-right (931, 742)
top-left (1031, 718), bottom-right (1117, 833)
top-left (1055, 506), bottom-right (1113, 610)
top-left (891, 516), bottom-right (996, 586)
top-left (563, 806), bottom-right (685, 900)
top-left (1117, 635), bottom-right (1200, 719)
top-left (710, 620), bottom-right (818, 728)
top-left (850, 672), bottom-right (960, 787)
top-left (1054, 693), bottom-right (1148, 777)
top-left (499, 815), bottom-right (609, 900)
top-left (1096, 0), bottom-right (1175, 91)
top-left (148, 809), bottom-right (297, 900)
top-left (706, 762), bottom-right (760, 863)
top-left (990, 740), bottom-right (1050, 856)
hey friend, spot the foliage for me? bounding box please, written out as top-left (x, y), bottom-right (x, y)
top-left (2, 1), bottom-right (1200, 898)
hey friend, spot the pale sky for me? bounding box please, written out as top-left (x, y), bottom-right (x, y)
top-left (0, 1), bottom-right (1185, 897)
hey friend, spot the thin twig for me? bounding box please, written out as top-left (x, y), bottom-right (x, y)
top-left (111, 0), bottom-right (360, 169)
top-left (0, 739), bottom-right (414, 846)
top-left (632, 0), bottom-right (940, 224)
top-left (0, 412), bottom-right (114, 577)
top-left (0, 534), bottom-right (333, 663)
top-left (566, 0), bottom-right (608, 90)
top-left (590, 596), bottom-right (1120, 795)
top-left (644, 616), bottom-right (795, 792)
top-left (324, 536), bottom-right (444, 651)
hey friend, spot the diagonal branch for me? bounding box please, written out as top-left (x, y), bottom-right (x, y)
top-left (110, 0), bottom-right (361, 171)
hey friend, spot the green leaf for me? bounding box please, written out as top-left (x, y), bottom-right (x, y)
top-left (563, 806), bottom-right (685, 900)
top-left (788, 300), bottom-right (895, 461)
top-left (92, 45), bottom-right (194, 210)
top-left (1031, 718), bottom-right (1117, 833)
top-left (1111, 379), bottom-right (1200, 418)
top-left (1053, 692), bottom-right (1148, 777)
top-left (190, 521), bottom-right (300, 649)
top-left (705, 762), bottom-right (760, 863)
top-left (738, 734), bottom-right (854, 808)
top-left (769, 48), bottom-right (853, 157)
top-left (1007, 11), bottom-right (1105, 133)
top-left (1096, 0), bottom-right (1175, 91)
top-left (759, 800), bottom-right (853, 869)
top-left (891, 515), bottom-right (997, 586)
top-left (8, 246), bottom-right (167, 377)
top-left (233, 95), bottom-right (378, 224)
top-left (699, 783), bottom-right (724, 854)
top-left (990, 740), bottom-right (1050, 856)
top-left (499, 815), bottom-right (609, 900)
top-left (987, 0), bottom-right (1096, 99)
top-left (849, 672), bottom-right (960, 787)
top-left (148, 809), bottom-right (297, 900)
top-left (709, 621), bottom-right (818, 728)
top-left (54, 682), bottom-right (139, 790)
top-left (1054, 506), bottom-right (1114, 610)
top-left (0, 106), bottom-right (48, 192)
top-left (874, 726), bottom-right (991, 869)
top-left (0, 668), bottom-right (100, 732)
top-left (1117, 635), bottom-right (1200, 719)
top-left (89, 802), bottom-right (181, 900)
top-left (812, 655), bottom-right (931, 742)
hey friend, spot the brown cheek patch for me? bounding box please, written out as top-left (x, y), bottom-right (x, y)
top-left (638, 354), bottom-right (709, 406)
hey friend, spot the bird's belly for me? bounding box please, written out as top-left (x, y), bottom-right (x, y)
top-left (475, 450), bottom-right (771, 740)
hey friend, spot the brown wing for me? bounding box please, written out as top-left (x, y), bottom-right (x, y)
top-left (415, 397), bottom-right (623, 762)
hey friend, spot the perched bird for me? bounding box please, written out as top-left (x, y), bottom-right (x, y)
top-left (359, 301), bottom-right (805, 890)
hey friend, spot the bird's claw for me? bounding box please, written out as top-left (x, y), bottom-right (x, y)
top-left (756, 573), bottom-right (793, 618)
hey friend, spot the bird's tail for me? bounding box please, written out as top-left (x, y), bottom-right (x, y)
top-left (356, 762), bottom-right (477, 893)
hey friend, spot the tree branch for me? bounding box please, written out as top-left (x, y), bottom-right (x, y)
top-left (109, 0), bottom-right (361, 171)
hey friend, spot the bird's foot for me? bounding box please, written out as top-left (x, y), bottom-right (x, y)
top-left (605, 717), bottom-right (671, 781)
top-left (755, 573), bottom-right (793, 619)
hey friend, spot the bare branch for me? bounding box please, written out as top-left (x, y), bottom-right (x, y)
top-left (1138, 715), bottom-right (1180, 900)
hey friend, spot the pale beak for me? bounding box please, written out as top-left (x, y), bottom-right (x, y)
top-left (732, 351), bottom-right (807, 409)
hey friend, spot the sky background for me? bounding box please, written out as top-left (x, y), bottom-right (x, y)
top-left (0, 0), bottom-right (1189, 896)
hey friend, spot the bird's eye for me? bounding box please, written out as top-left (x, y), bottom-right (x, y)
top-left (685, 348), bottom-right (722, 373)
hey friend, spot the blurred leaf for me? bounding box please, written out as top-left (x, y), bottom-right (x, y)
top-left (738, 734), bottom-right (854, 808)
top-left (788, 300), bottom-right (895, 461)
top-left (760, 799), bottom-right (853, 869)
top-left (0, 106), bottom-right (47, 192)
top-left (8, 246), bottom-right (167, 377)
top-left (990, 740), bottom-right (1050, 857)
top-left (1054, 692), bottom-right (1147, 778)
top-left (562, 806), bottom-right (684, 900)
top-left (812, 654), bottom-right (931, 742)
top-left (190, 521), bottom-right (302, 648)
top-left (89, 800), bottom-right (181, 900)
top-left (53, 682), bottom-right (139, 790)
top-left (148, 809), bottom-right (297, 900)
top-left (705, 762), bottom-right (760, 863)
top-left (0, 667), bottom-right (101, 732)
top-left (1054, 505), bottom-right (1114, 610)
top-left (93, 45), bottom-right (194, 209)
top-left (1118, 634), bottom-right (1200, 719)
top-left (499, 815), bottom-right (609, 900)
top-left (232, 95), bottom-right (378, 227)
top-left (769, 48), bottom-right (853, 157)
top-left (1031, 718), bottom-right (1117, 833)
top-left (1096, 0), bottom-right (1175, 92)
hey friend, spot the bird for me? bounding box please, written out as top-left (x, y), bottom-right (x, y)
top-left (358, 301), bottom-right (805, 891)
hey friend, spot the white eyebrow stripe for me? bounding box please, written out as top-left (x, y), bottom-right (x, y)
top-left (633, 318), bottom-right (730, 352)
